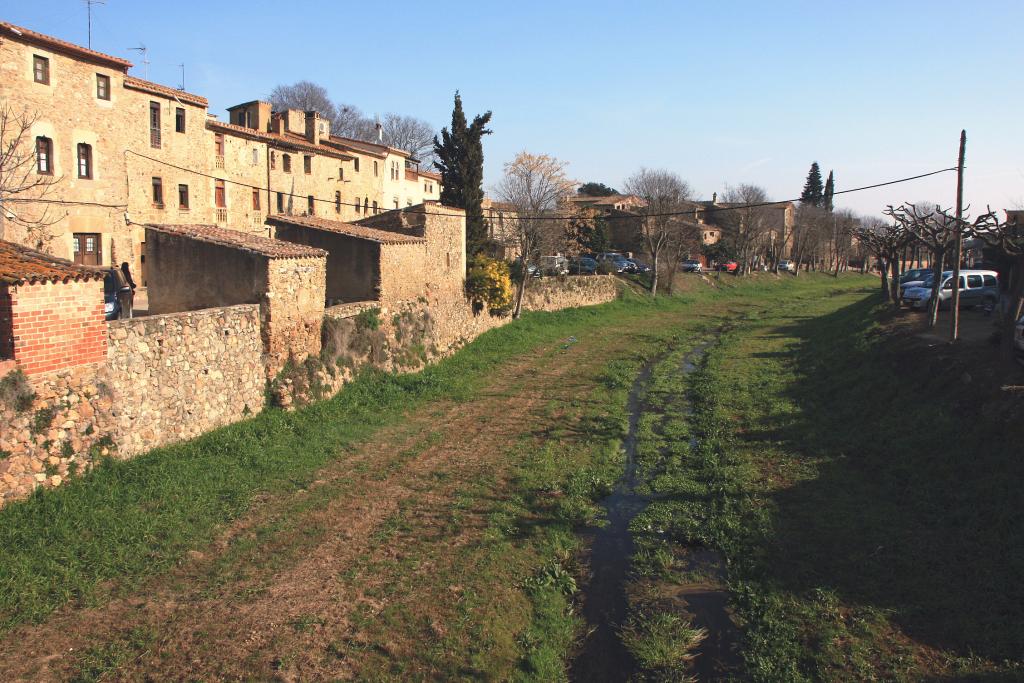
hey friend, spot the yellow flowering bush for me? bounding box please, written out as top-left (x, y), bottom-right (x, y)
top-left (466, 254), bottom-right (514, 314)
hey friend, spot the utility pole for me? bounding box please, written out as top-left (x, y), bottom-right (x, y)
top-left (949, 129), bottom-right (967, 342)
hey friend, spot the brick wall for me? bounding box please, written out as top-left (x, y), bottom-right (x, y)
top-left (8, 279), bottom-right (107, 375)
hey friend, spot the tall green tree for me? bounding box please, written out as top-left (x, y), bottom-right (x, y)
top-left (823, 170), bottom-right (835, 212)
top-left (433, 92), bottom-right (492, 257)
top-left (577, 181), bottom-right (618, 197)
top-left (800, 162), bottom-right (824, 207)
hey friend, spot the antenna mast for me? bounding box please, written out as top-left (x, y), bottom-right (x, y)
top-left (84, 0), bottom-right (105, 49)
top-left (128, 44), bottom-right (149, 79)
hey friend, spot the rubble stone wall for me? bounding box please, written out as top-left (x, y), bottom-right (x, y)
top-left (263, 256), bottom-right (326, 374)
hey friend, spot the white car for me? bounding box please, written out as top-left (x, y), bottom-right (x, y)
top-left (777, 260), bottom-right (796, 273)
top-left (902, 270), bottom-right (999, 310)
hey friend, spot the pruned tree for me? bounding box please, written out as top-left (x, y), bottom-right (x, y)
top-left (971, 209), bottom-right (1021, 361)
top-left (434, 92), bottom-right (492, 257)
top-left (494, 152), bottom-right (576, 318)
top-left (0, 104), bottom-right (63, 249)
top-left (717, 184), bottom-right (773, 275)
top-left (854, 218), bottom-right (912, 306)
top-left (622, 168), bottom-right (693, 296)
top-left (884, 203), bottom-right (958, 327)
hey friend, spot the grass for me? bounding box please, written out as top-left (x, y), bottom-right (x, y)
top-left (624, 282), bottom-right (1024, 680)
top-left (0, 272), bottom-right (893, 680)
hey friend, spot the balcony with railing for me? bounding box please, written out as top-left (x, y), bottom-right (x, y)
top-left (215, 155), bottom-right (225, 170)
top-left (150, 128), bottom-right (161, 149)
top-left (215, 208), bottom-right (228, 223)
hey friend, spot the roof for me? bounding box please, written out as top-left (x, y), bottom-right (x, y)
top-left (207, 120), bottom-right (353, 160)
top-left (1, 21), bottom-right (132, 71)
top-left (419, 169), bottom-right (441, 181)
top-left (124, 76), bottom-right (208, 107)
top-left (145, 224), bottom-right (326, 259)
top-left (0, 240), bottom-right (105, 285)
top-left (569, 194), bottom-right (645, 207)
top-left (267, 214), bottom-right (426, 245)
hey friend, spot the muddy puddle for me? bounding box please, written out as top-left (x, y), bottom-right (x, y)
top-left (570, 338), bottom-right (742, 682)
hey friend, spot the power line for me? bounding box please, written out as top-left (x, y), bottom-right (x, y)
top-left (4, 197), bottom-right (127, 209)
top-left (125, 149), bottom-right (956, 222)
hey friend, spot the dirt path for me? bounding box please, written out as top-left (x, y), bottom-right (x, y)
top-left (0, 312), bottom-right (686, 681)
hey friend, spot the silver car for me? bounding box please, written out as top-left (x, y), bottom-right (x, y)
top-left (902, 270), bottom-right (998, 310)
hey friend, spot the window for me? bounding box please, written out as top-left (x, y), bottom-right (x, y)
top-left (372, 200), bottom-right (378, 214)
top-left (353, 158), bottom-right (360, 172)
top-left (270, 151), bottom-right (276, 170)
top-left (214, 133), bottom-right (224, 156)
top-left (335, 191), bottom-right (341, 214)
top-left (178, 184), bottom-right (189, 210)
top-left (354, 198), bottom-right (361, 214)
top-left (967, 274), bottom-right (983, 288)
top-left (304, 155), bottom-right (312, 174)
top-left (252, 148), bottom-right (259, 166)
top-left (149, 101), bottom-right (161, 148)
top-left (175, 107), bottom-right (185, 133)
top-left (214, 179), bottom-right (226, 208)
top-left (363, 197), bottom-right (369, 213)
top-left (276, 192), bottom-right (284, 213)
top-left (152, 177), bottom-right (164, 207)
top-left (373, 160), bottom-right (378, 177)
top-left (76, 143), bottom-right (92, 179)
top-left (283, 154), bottom-right (291, 173)
top-left (33, 55), bottom-right (49, 84)
top-left (984, 274), bottom-right (997, 287)
top-left (307, 195), bottom-right (315, 215)
top-left (252, 188), bottom-right (261, 211)
top-left (338, 167), bottom-right (344, 181)
top-left (96, 74), bottom-right (110, 100)
top-left (393, 199), bottom-right (399, 209)
top-left (35, 137), bottom-right (52, 174)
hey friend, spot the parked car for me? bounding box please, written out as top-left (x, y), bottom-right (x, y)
top-left (718, 260), bottom-right (738, 273)
top-left (102, 267), bottom-right (133, 320)
top-left (681, 259), bottom-right (702, 273)
top-left (596, 252), bottom-right (626, 262)
top-left (567, 257), bottom-right (598, 275)
top-left (1016, 314), bottom-right (1024, 366)
top-left (901, 270), bottom-right (999, 311)
top-left (539, 255), bottom-right (568, 276)
top-left (776, 259), bottom-right (796, 273)
top-left (628, 259), bottom-right (651, 273)
top-left (899, 268), bottom-right (931, 284)
top-left (609, 257), bottom-right (632, 273)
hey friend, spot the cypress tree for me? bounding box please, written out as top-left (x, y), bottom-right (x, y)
top-left (433, 92), bottom-right (492, 257)
top-left (823, 170), bottom-right (835, 212)
top-left (800, 162), bottom-right (824, 207)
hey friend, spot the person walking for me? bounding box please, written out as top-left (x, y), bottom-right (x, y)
top-left (120, 262), bottom-right (137, 318)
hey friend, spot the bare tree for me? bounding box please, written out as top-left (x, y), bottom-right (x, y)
top-left (0, 104), bottom-right (63, 249)
top-left (494, 152), bottom-right (576, 318)
top-left (884, 203), bottom-right (958, 327)
top-left (268, 81), bottom-right (340, 120)
top-left (854, 218), bottom-right (912, 306)
top-left (622, 168), bottom-right (693, 296)
top-left (717, 184), bottom-right (773, 274)
top-left (971, 209), bottom-right (1021, 360)
top-left (379, 113), bottom-right (436, 163)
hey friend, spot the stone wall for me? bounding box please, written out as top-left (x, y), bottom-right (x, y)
top-left (106, 305), bottom-right (265, 455)
top-left (263, 256), bottom-right (326, 373)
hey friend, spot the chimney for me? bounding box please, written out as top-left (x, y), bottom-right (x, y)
top-left (375, 119), bottom-right (383, 144)
top-left (270, 112), bottom-right (285, 135)
top-left (712, 191), bottom-right (717, 203)
top-left (305, 111), bottom-right (320, 145)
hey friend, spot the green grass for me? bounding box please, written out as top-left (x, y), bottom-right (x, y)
top-left (624, 282), bottom-right (1024, 680)
top-left (0, 273), bottom-right (889, 680)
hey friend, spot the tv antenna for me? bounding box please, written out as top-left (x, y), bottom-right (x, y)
top-left (84, 0), bottom-right (105, 49)
top-left (128, 44), bottom-right (149, 79)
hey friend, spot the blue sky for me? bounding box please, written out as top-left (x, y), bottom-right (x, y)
top-left (7, 0), bottom-right (1023, 217)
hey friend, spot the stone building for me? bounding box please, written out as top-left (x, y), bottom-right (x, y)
top-left (0, 21), bottom-right (442, 283)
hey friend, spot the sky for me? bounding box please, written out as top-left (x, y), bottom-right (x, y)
top-left (6, 0), bottom-right (1023, 218)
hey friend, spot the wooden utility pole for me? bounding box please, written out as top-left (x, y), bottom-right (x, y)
top-left (949, 130), bottom-right (967, 342)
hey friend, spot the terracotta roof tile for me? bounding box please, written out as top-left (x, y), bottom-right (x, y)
top-left (1, 21), bottom-right (132, 70)
top-left (0, 240), bottom-right (105, 285)
top-left (267, 214), bottom-right (426, 245)
top-left (207, 120), bottom-right (352, 160)
top-left (123, 76), bottom-right (207, 107)
top-left (145, 224), bottom-right (326, 259)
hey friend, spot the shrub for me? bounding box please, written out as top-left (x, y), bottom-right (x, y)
top-left (466, 254), bottom-right (514, 313)
top-left (0, 370), bottom-right (36, 413)
top-left (31, 406), bottom-right (56, 436)
top-left (354, 307), bottom-right (381, 332)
